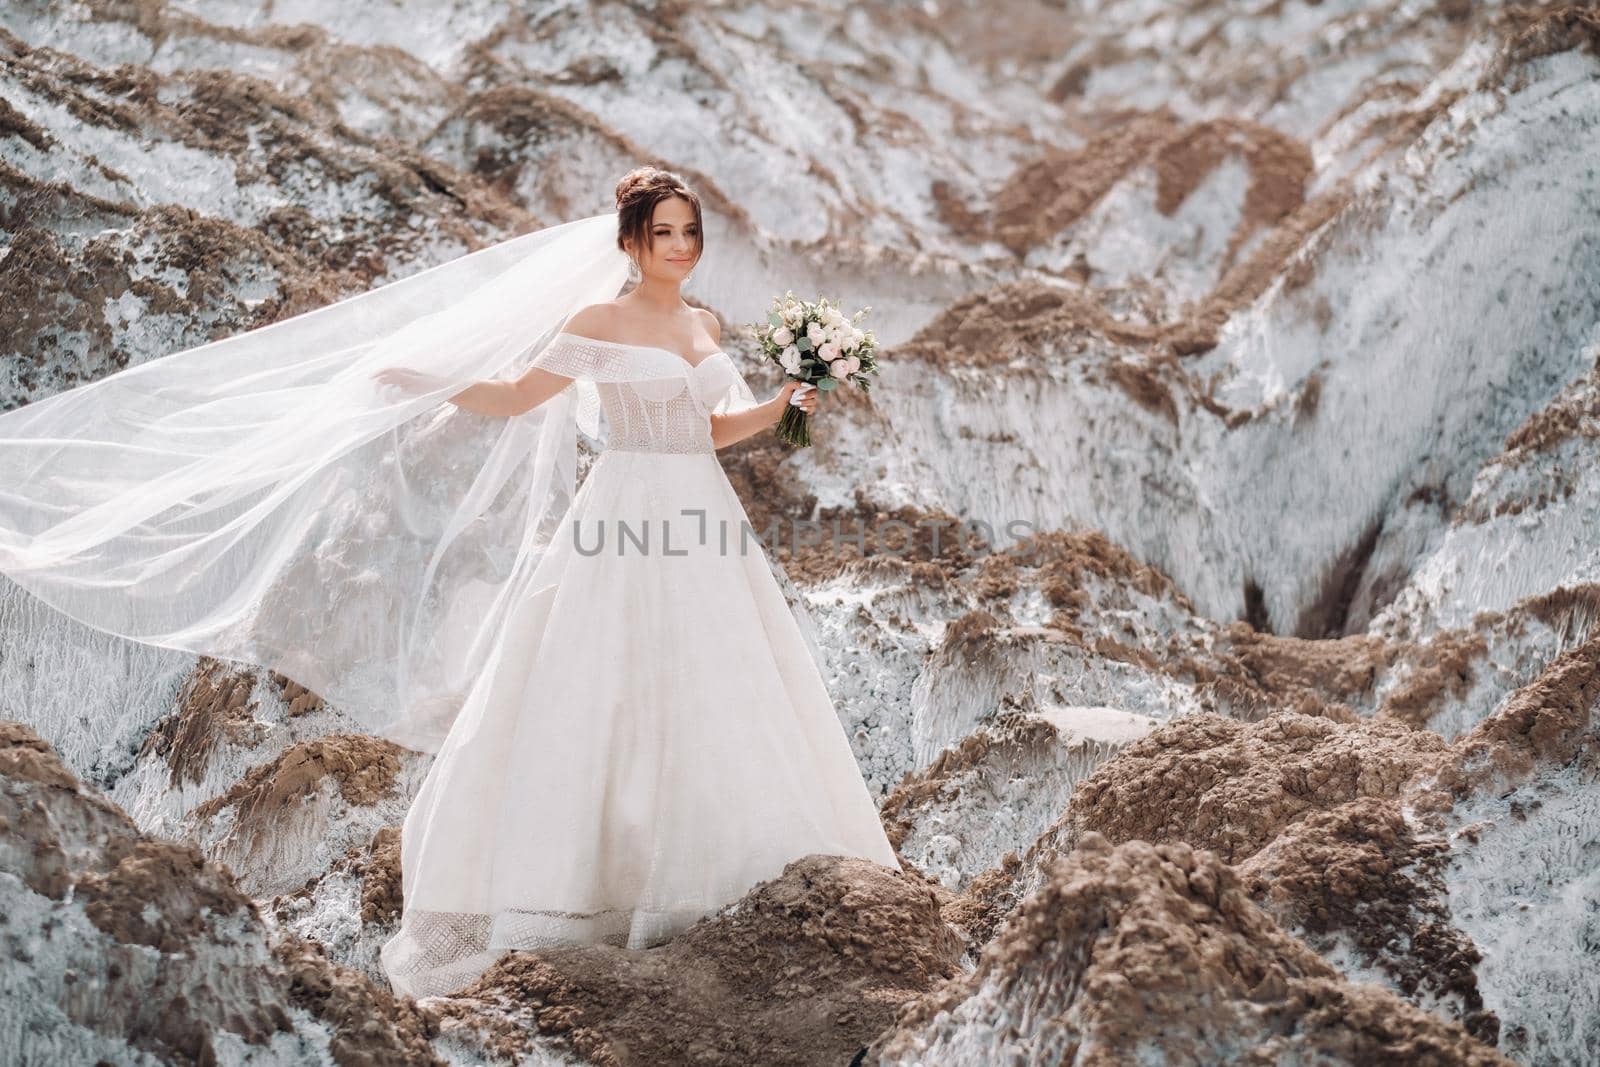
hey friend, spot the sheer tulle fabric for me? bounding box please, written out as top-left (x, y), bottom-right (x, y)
top-left (379, 340), bottom-right (899, 999)
top-left (0, 213), bottom-right (632, 752)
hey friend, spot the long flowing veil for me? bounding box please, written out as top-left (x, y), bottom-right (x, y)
top-left (0, 210), bottom-right (631, 753)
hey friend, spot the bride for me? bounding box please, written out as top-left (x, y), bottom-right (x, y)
top-left (0, 164), bottom-right (902, 1002)
top-left (369, 167), bottom-right (903, 997)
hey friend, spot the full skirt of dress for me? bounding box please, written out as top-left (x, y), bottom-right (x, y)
top-left (378, 447), bottom-right (902, 1000)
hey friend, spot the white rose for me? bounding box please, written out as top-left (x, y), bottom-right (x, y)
top-left (829, 357), bottom-right (851, 378)
top-left (806, 321), bottom-right (826, 345)
top-left (772, 326), bottom-right (794, 347)
top-left (845, 354), bottom-right (860, 373)
top-left (818, 341), bottom-right (840, 362)
top-left (780, 345), bottom-right (802, 373)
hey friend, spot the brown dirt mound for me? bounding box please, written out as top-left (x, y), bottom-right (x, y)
top-left (140, 657), bottom-right (266, 787)
top-left (1377, 627), bottom-right (1490, 728)
top-left (947, 612), bottom-right (1600, 1021)
top-left (1209, 621), bottom-right (1396, 720)
top-left (1239, 797), bottom-right (1496, 1042)
top-left (434, 853), bottom-right (962, 1067)
top-left (0, 720), bottom-right (446, 1067)
top-left (360, 825), bottom-right (405, 925)
top-left (1499, 345), bottom-right (1600, 461)
top-left (271, 936), bottom-right (445, 1067)
top-left (1484, 4), bottom-right (1600, 90)
top-left (1047, 711), bottom-right (1450, 864)
top-left (990, 109), bottom-right (1183, 255)
top-left (1414, 626), bottom-right (1600, 812)
top-left (877, 705), bottom-right (1078, 852)
top-left (1010, 526), bottom-right (1197, 618)
top-left (1153, 118), bottom-right (1315, 278)
top-left (191, 735), bottom-right (407, 858)
top-left (891, 277), bottom-right (1162, 368)
top-left (270, 668), bottom-right (328, 717)
top-left (868, 835), bottom-right (1511, 1066)
top-left (977, 104), bottom-right (1338, 363)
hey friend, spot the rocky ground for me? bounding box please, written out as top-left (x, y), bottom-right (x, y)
top-left (2, 1), bottom-right (1597, 1064)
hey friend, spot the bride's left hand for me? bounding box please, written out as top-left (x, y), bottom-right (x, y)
top-left (780, 380), bottom-right (819, 414)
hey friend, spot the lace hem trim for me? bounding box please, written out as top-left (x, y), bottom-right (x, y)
top-left (380, 901), bottom-right (729, 999)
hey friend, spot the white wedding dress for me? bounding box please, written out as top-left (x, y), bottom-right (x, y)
top-left (377, 332), bottom-right (902, 1000)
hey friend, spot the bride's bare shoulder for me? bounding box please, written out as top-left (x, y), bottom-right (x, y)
top-left (560, 303), bottom-right (622, 344)
top-left (693, 306), bottom-right (721, 345)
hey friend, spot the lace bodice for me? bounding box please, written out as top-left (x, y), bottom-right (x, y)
top-left (531, 332), bottom-right (760, 454)
top-left (595, 368), bottom-right (722, 454)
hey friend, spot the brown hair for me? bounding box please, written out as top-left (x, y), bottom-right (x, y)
top-left (615, 165), bottom-right (703, 269)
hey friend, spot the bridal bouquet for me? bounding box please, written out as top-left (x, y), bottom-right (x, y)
top-left (751, 291), bottom-right (879, 447)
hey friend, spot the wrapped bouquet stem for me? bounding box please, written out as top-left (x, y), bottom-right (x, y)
top-left (750, 291), bottom-right (879, 447)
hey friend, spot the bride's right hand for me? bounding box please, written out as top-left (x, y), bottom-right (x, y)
top-left (371, 366), bottom-right (446, 398)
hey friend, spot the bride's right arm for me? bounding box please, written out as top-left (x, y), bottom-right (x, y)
top-left (461, 304), bottom-right (605, 415)
top-left (372, 307), bottom-right (601, 415)
top-left (446, 367), bottom-right (573, 417)
top-left (369, 365), bottom-right (572, 416)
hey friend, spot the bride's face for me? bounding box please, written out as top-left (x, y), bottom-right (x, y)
top-left (631, 197), bottom-right (701, 282)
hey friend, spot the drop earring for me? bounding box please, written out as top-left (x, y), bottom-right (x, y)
top-left (626, 255), bottom-right (641, 282)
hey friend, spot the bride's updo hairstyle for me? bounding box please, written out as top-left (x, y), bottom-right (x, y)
top-left (615, 165), bottom-right (704, 270)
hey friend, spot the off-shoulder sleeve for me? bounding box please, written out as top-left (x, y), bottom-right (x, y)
top-left (705, 354), bottom-right (763, 418)
top-left (531, 333), bottom-right (621, 380)
top-left (531, 332), bottom-right (689, 381)
top-left (527, 334), bottom-right (602, 439)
